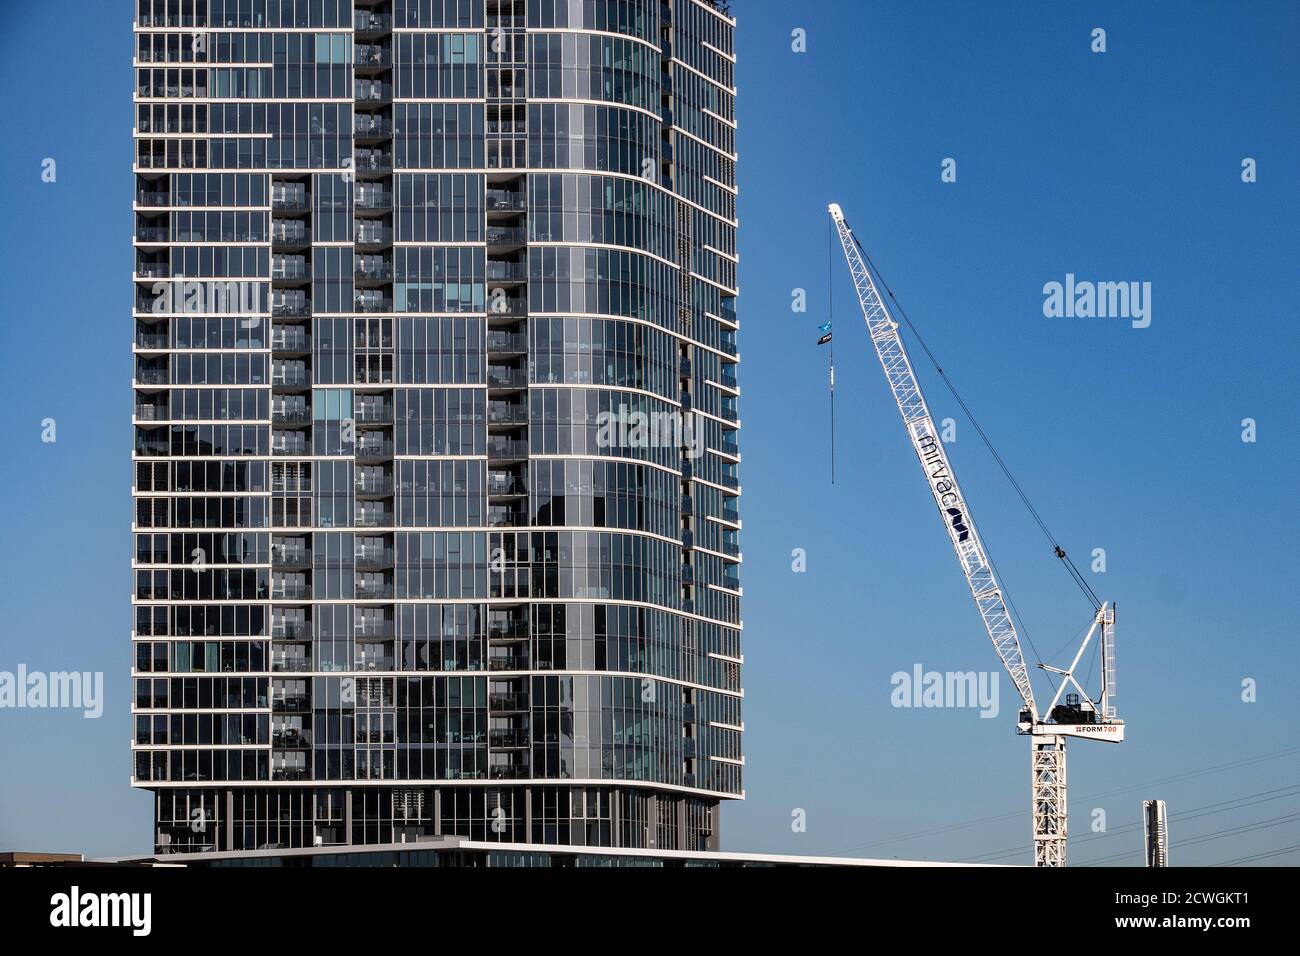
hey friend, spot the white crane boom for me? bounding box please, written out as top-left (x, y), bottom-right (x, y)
top-left (828, 203), bottom-right (1038, 718)
top-left (828, 202), bottom-right (1125, 867)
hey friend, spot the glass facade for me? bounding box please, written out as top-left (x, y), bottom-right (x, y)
top-left (133, 0), bottom-right (740, 856)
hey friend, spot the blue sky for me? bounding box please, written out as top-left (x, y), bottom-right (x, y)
top-left (0, 0), bottom-right (1296, 865)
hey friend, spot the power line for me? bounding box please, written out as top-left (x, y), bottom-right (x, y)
top-left (812, 745), bottom-right (1300, 856)
top-left (1212, 843), bottom-right (1300, 867)
top-left (962, 783), bottom-right (1300, 864)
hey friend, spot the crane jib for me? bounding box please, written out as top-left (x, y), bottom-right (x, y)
top-left (829, 206), bottom-right (1039, 717)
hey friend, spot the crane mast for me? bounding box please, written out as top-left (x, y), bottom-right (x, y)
top-left (828, 203), bottom-right (1123, 867)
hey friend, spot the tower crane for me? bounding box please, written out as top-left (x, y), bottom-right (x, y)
top-left (828, 203), bottom-right (1124, 867)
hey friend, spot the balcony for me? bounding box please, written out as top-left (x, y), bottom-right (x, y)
top-left (487, 473), bottom-right (525, 496)
top-left (488, 404), bottom-right (527, 426)
top-left (355, 404), bottom-right (393, 424)
top-left (271, 582), bottom-right (311, 600)
top-left (353, 294), bottom-right (393, 314)
top-left (136, 225), bottom-right (169, 242)
top-left (136, 369), bottom-right (169, 385)
top-left (271, 367), bottom-right (310, 387)
top-left (355, 260), bottom-right (393, 282)
top-left (486, 261), bottom-right (526, 282)
top-left (355, 475), bottom-right (394, 495)
top-left (272, 729), bottom-right (311, 747)
top-left (354, 191), bottom-right (392, 212)
top-left (354, 227), bottom-right (393, 248)
top-left (270, 622), bottom-right (310, 640)
top-left (355, 549), bottom-right (394, 569)
top-left (271, 330), bottom-right (310, 352)
top-left (487, 507), bottom-right (528, 528)
top-left (354, 149), bottom-right (393, 171)
top-left (486, 190), bottom-right (526, 211)
top-left (486, 226), bottom-right (526, 246)
top-left (488, 298), bottom-right (527, 318)
top-left (272, 260), bottom-right (309, 281)
top-left (354, 44), bottom-right (392, 70)
top-left (271, 695), bottom-right (310, 713)
top-left (355, 510), bottom-right (394, 528)
top-left (271, 407), bottom-right (310, 425)
top-left (136, 331), bottom-right (168, 349)
top-left (355, 581), bottom-right (395, 600)
top-left (136, 191), bottom-right (170, 207)
top-left (271, 436), bottom-right (309, 456)
top-left (271, 194), bottom-right (309, 213)
top-left (271, 658), bottom-right (313, 674)
top-left (135, 263), bottom-right (169, 279)
top-left (354, 118), bottom-right (392, 139)
top-left (489, 729), bottom-right (529, 748)
top-left (488, 655), bottom-right (529, 672)
top-left (488, 438), bottom-right (528, 460)
top-left (486, 331), bottom-right (526, 353)
top-left (354, 12), bottom-right (392, 33)
top-left (488, 693), bottom-right (528, 712)
top-left (487, 367), bottom-right (527, 389)
top-left (356, 440), bottom-right (394, 461)
top-left (272, 299), bottom-right (310, 318)
top-left (354, 621), bottom-right (395, 639)
top-left (271, 546), bottom-right (311, 567)
top-left (488, 623), bottom-right (529, 646)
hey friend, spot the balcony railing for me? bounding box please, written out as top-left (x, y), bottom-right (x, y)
top-left (488, 405), bottom-right (527, 425)
top-left (488, 439), bottom-right (528, 459)
top-left (354, 45), bottom-right (392, 68)
top-left (272, 261), bottom-right (309, 281)
top-left (355, 262), bottom-right (393, 281)
top-left (354, 295), bottom-right (393, 313)
top-left (271, 331), bottom-right (309, 351)
top-left (271, 583), bottom-right (311, 600)
top-left (355, 511), bottom-right (394, 528)
top-left (486, 190), bottom-right (526, 211)
top-left (271, 195), bottom-right (309, 212)
top-left (272, 300), bottom-right (310, 318)
top-left (356, 440), bottom-right (394, 459)
top-left (271, 659), bottom-right (312, 674)
top-left (271, 407), bottom-right (310, 424)
top-left (355, 475), bottom-right (394, 495)
top-left (271, 622), bottom-right (310, 640)
top-left (354, 13), bottom-right (392, 32)
top-left (486, 331), bottom-right (526, 352)
top-left (271, 368), bottom-right (310, 386)
top-left (355, 549), bottom-right (394, 568)
top-left (354, 227), bottom-right (393, 246)
top-left (486, 262), bottom-right (526, 281)
top-left (486, 226), bottom-right (526, 245)
top-left (487, 367), bottom-right (527, 388)
top-left (272, 547), bottom-right (311, 566)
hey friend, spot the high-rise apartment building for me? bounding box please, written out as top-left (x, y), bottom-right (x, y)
top-left (132, 0), bottom-right (740, 856)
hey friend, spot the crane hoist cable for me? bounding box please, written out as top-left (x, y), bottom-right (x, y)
top-left (849, 231), bottom-right (1103, 615)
